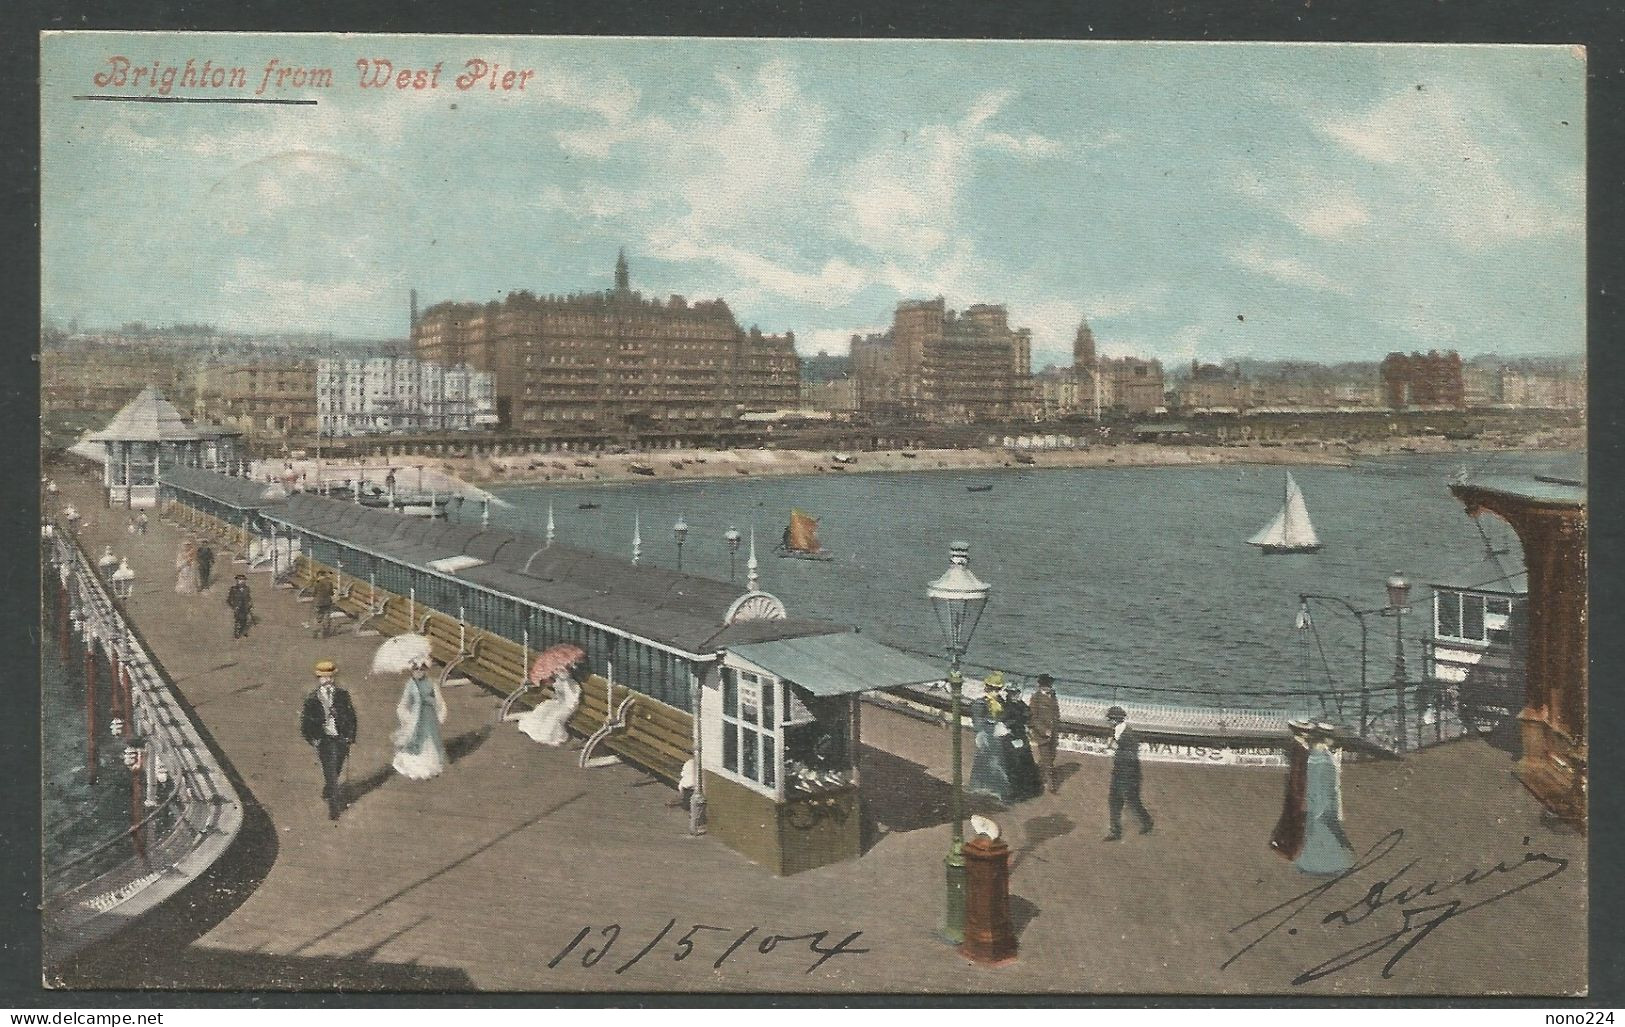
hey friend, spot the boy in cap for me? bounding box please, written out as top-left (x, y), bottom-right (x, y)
top-left (301, 660), bottom-right (359, 820)
top-left (1104, 705), bottom-right (1155, 841)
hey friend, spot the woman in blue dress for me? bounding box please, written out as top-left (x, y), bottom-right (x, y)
top-left (1295, 723), bottom-right (1355, 876)
top-left (967, 674), bottom-right (1012, 800)
top-left (392, 657), bottom-right (448, 780)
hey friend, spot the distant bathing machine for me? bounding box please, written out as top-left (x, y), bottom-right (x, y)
top-left (156, 466), bottom-right (943, 875)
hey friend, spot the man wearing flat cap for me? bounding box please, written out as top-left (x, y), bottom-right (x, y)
top-left (301, 659), bottom-right (359, 821)
top-left (1104, 705), bottom-right (1154, 841)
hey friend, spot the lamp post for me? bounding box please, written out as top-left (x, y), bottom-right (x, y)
top-left (1297, 593), bottom-right (1375, 740)
top-left (673, 515), bottom-right (688, 571)
top-left (724, 526), bottom-right (741, 581)
top-left (1385, 571), bottom-right (1410, 752)
top-left (927, 541), bottom-right (990, 944)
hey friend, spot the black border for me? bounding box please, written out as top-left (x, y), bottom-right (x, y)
top-left (3, 0), bottom-right (1620, 1010)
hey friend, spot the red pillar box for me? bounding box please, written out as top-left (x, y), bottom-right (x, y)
top-left (959, 835), bottom-right (1018, 966)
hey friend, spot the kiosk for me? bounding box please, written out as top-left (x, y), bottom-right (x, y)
top-left (701, 631), bottom-right (943, 875)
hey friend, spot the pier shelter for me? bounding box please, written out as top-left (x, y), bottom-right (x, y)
top-left (1451, 473), bottom-right (1586, 824)
top-left (137, 468), bottom-right (949, 873)
top-left (86, 387), bottom-right (245, 509)
top-left (159, 466), bottom-right (288, 550)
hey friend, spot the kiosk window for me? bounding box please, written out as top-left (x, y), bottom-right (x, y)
top-left (721, 668), bottom-right (779, 791)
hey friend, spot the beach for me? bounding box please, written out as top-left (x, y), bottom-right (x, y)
top-left (423, 427), bottom-right (1581, 489)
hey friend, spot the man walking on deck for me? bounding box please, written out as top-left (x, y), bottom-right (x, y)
top-left (196, 541), bottom-right (215, 590)
top-left (1104, 705), bottom-right (1155, 841)
top-left (226, 574), bottom-right (253, 638)
top-left (301, 660), bottom-right (358, 821)
top-left (312, 574), bottom-right (335, 638)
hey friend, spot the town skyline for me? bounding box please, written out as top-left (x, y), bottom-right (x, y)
top-left (42, 36), bottom-right (1585, 369)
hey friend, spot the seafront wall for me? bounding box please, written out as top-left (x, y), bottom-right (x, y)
top-left (41, 524), bottom-right (244, 967)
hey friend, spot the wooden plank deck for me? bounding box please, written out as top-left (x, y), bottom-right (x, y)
top-left (45, 472), bottom-right (1588, 995)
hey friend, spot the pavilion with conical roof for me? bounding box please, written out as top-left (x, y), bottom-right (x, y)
top-left (85, 386), bottom-right (243, 508)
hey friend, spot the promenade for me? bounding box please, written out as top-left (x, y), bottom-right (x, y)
top-left (47, 471), bottom-right (1587, 995)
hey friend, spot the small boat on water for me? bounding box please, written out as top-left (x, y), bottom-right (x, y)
top-left (776, 509), bottom-right (834, 561)
top-left (630, 463), bottom-right (656, 476)
top-left (577, 502), bottom-right (601, 510)
top-left (1248, 472), bottom-right (1322, 554)
top-left (967, 484), bottom-right (994, 493)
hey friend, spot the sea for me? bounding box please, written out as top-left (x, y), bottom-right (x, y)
top-left (42, 621), bottom-right (133, 883)
top-left (484, 449), bottom-right (1579, 709)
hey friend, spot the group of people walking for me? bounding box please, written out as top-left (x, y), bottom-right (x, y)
top-left (161, 519), bottom-right (442, 822)
top-left (967, 671), bottom-right (1155, 842)
top-left (968, 671), bottom-right (1353, 864)
top-left (298, 654), bottom-right (448, 821)
top-left (173, 538), bottom-right (215, 594)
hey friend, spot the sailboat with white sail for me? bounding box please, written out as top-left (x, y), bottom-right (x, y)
top-left (1248, 471), bottom-right (1322, 554)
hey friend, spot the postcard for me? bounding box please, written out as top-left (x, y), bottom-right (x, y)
top-left (38, 32), bottom-right (1587, 995)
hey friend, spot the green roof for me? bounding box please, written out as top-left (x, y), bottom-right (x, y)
top-left (728, 632), bottom-right (944, 697)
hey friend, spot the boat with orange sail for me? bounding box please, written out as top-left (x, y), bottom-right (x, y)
top-left (775, 508), bottom-right (834, 561)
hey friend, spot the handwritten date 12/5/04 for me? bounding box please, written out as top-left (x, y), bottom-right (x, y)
top-left (548, 919), bottom-right (870, 975)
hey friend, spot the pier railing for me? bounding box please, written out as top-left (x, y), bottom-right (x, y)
top-left (42, 523), bottom-right (245, 966)
top-left (874, 651), bottom-right (1469, 760)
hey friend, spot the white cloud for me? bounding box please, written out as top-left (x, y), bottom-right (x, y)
top-left (1319, 84), bottom-right (1578, 248)
top-left (1227, 242), bottom-right (1350, 295)
top-left (840, 89), bottom-right (1058, 261)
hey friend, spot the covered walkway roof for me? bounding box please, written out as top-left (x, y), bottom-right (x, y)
top-left (162, 466), bottom-right (289, 511)
top-left (264, 488), bottom-right (842, 657)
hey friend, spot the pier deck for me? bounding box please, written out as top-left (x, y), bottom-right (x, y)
top-left (46, 473), bottom-right (1587, 995)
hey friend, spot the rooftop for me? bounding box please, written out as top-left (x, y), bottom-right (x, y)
top-left (86, 387), bottom-right (200, 443)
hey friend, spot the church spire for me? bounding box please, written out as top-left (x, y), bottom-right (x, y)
top-left (615, 248), bottom-right (630, 293)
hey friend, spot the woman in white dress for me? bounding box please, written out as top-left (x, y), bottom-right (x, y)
top-left (508, 668), bottom-right (581, 746)
top-left (174, 540), bottom-right (200, 595)
top-left (391, 658), bottom-right (448, 780)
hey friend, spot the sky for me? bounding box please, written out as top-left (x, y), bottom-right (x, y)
top-left (41, 35), bottom-right (1586, 367)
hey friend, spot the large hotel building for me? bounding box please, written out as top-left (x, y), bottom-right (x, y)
top-left (851, 298), bottom-right (1036, 422)
top-left (412, 253), bottom-right (800, 431)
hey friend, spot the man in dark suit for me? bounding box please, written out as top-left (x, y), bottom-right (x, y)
top-left (196, 541), bottom-right (215, 590)
top-left (1104, 705), bottom-right (1154, 841)
top-left (301, 659), bottom-right (359, 821)
top-left (1028, 674), bottom-right (1062, 794)
top-left (226, 574), bottom-right (253, 638)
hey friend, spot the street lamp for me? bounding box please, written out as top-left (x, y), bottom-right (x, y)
top-left (112, 559), bottom-right (135, 601)
top-left (927, 541), bottom-right (990, 944)
top-left (724, 526), bottom-right (741, 581)
top-left (672, 515), bottom-right (688, 571)
top-left (1385, 571), bottom-right (1411, 752)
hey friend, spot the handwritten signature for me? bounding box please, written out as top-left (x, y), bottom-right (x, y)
top-left (548, 919), bottom-right (870, 976)
top-left (1224, 828), bottom-right (1569, 985)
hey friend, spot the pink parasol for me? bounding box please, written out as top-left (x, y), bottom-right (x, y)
top-left (528, 644), bottom-right (586, 684)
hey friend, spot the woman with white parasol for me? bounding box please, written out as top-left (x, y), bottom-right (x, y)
top-left (374, 633), bottom-right (448, 780)
top-left (506, 644), bottom-right (586, 747)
